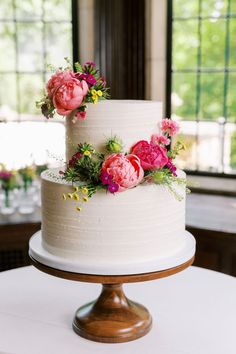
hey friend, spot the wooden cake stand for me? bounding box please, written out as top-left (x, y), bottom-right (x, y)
top-left (30, 255), bottom-right (194, 343)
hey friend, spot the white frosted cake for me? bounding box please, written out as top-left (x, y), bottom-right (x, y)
top-left (29, 100), bottom-right (195, 274)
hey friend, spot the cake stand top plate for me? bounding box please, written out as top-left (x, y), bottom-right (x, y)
top-left (30, 254), bottom-right (194, 284)
top-left (29, 231), bottom-right (195, 283)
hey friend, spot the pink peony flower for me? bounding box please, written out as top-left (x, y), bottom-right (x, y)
top-left (53, 79), bottom-right (88, 116)
top-left (46, 70), bottom-right (75, 98)
top-left (130, 140), bottom-right (168, 170)
top-left (101, 153), bottom-right (144, 191)
top-left (151, 134), bottom-right (170, 146)
top-left (160, 118), bottom-right (179, 136)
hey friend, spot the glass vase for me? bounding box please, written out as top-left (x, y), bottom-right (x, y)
top-left (0, 189), bottom-right (15, 215)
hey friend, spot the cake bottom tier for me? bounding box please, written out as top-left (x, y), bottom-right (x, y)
top-left (39, 169), bottom-right (193, 274)
top-left (29, 230), bottom-right (195, 275)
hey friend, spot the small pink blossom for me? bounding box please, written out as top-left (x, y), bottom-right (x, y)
top-left (130, 140), bottom-right (168, 170)
top-left (85, 61), bottom-right (96, 67)
top-left (75, 110), bottom-right (86, 120)
top-left (151, 134), bottom-right (170, 146)
top-left (46, 70), bottom-right (75, 98)
top-left (161, 119), bottom-right (179, 136)
top-left (53, 79), bottom-right (88, 116)
top-left (101, 153), bottom-right (144, 192)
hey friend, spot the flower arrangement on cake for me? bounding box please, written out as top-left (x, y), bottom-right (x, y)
top-left (37, 58), bottom-right (188, 212)
top-left (36, 58), bottom-right (109, 122)
top-left (60, 118), bottom-right (188, 211)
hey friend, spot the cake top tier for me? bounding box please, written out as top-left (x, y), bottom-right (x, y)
top-left (66, 99), bottom-right (162, 162)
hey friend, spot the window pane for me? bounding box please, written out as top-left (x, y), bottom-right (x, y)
top-left (0, 0), bottom-right (13, 20)
top-left (16, 0), bottom-right (43, 20)
top-left (45, 23), bottom-right (72, 67)
top-left (0, 23), bottom-right (15, 71)
top-left (201, 0), bottom-right (227, 16)
top-left (200, 73), bottom-right (224, 120)
top-left (227, 73), bottom-right (236, 123)
top-left (173, 0), bottom-right (198, 17)
top-left (44, 0), bottom-right (72, 21)
top-left (173, 20), bottom-right (198, 69)
top-left (17, 22), bottom-right (43, 72)
top-left (229, 124), bottom-right (236, 172)
top-left (230, 1), bottom-right (236, 13)
top-left (172, 73), bottom-right (196, 120)
top-left (18, 74), bottom-right (43, 116)
top-left (0, 74), bottom-right (17, 117)
top-left (229, 19), bottom-right (236, 68)
top-left (173, 122), bottom-right (198, 170)
top-left (201, 19), bottom-right (226, 68)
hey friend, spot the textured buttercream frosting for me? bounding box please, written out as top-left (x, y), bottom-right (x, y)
top-left (66, 100), bottom-right (162, 162)
top-left (41, 169), bottom-right (186, 265)
top-left (40, 100), bottom-right (191, 271)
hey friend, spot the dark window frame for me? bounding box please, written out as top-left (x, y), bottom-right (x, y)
top-left (166, 0), bottom-right (236, 178)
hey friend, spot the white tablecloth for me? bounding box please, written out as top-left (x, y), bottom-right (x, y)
top-left (0, 266), bottom-right (235, 354)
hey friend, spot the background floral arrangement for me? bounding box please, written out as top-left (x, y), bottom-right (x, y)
top-left (61, 119), bottom-right (188, 211)
top-left (37, 58), bottom-right (109, 122)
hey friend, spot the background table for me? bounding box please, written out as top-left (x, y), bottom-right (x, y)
top-left (0, 266), bottom-right (235, 354)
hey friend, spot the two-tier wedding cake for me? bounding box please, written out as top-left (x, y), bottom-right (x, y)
top-left (29, 61), bottom-right (195, 275)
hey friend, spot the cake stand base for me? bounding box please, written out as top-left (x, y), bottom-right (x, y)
top-left (29, 255), bottom-right (194, 343)
top-left (73, 283), bottom-right (152, 343)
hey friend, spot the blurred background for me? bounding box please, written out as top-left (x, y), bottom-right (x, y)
top-left (0, 0), bottom-right (236, 275)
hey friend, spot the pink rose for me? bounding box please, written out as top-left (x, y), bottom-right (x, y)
top-left (101, 153), bottom-right (144, 191)
top-left (151, 134), bottom-right (170, 146)
top-left (160, 118), bottom-right (179, 136)
top-left (130, 140), bottom-right (168, 170)
top-left (46, 70), bottom-right (75, 97)
top-left (53, 79), bottom-right (88, 116)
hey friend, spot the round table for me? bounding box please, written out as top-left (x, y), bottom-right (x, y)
top-left (0, 266), bottom-right (235, 354)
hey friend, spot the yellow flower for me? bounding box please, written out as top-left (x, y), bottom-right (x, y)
top-left (68, 193), bottom-right (73, 199)
top-left (97, 90), bottom-right (102, 97)
top-left (92, 95), bottom-right (98, 104)
top-left (83, 196), bottom-right (88, 202)
top-left (62, 193), bottom-right (67, 200)
top-left (76, 207), bottom-right (82, 212)
top-left (81, 187), bottom-right (88, 195)
top-left (73, 193), bottom-right (80, 201)
top-left (91, 89), bottom-right (97, 96)
top-left (74, 186), bottom-right (79, 192)
top-left (83, 150), bottom-right (91, 157)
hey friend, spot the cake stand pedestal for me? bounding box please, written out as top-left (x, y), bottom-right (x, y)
top-left (30, 255), bottom-right (194, 343)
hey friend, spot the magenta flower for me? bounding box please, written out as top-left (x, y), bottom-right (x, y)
top-left (0, 171), bottom-right (12, 180)
top-left (75, 110), bottom-right (86, 120)
top-left (69, 152), bottom-right (82, 167)
top-left (130, 140), bottom-right (168, 170)
top-left (85, 61), bottom-right (96, 67)
top-left (108, 182), bottom-right (119, 193)
top-left (161, 119), bottom-right (179, 136)
top-left (100, 171), bottom-right (113, 185)
top-left (75, 73), bottom-right (97, 86)
top-left (166, 159), bottom-right (177, 176)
